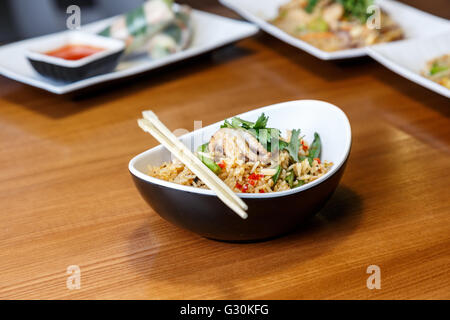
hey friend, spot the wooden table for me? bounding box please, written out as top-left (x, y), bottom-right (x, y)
top-left (0, 0), bottom-right (449, 300)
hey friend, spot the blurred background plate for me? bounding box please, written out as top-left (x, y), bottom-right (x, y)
top-left (219, 0), bottom-right (450, 60)
top-left (0, 7), bottom-right (258, 94)
top-left (366, 33), bottom-right (450, 98)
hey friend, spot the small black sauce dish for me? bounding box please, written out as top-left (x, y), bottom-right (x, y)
top-left (26, 31), bottom-right (125, 82)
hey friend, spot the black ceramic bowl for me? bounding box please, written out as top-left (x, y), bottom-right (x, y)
top-left (129, 100), bottom-right (352, 241)
top-left (26, 31), bottom-right (125, 82)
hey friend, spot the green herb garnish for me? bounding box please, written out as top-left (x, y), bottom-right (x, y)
top-left (305, 0), bottom-right (373, 23)
top-left (225, 113), bottom-right (268, 130)
top-left (337, 0), bottom-right (373, 23)
top-left (221, 113), bottom-right (280, 151)
top-left (221, 114), bottom-right (305, 162)
top-left (305, 0), bottom-right (319, 13)
top-left (220, 119), bottom-right (233, 129)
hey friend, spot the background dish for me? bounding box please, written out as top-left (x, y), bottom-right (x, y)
top-left (219, 0), bottom-right (450, 60)
top-left (129, 100), bottom-right (352, 241)
top-left (367, 33), bottom-right (450, 98)
top-left (0, 9), bottom-right (258, 94)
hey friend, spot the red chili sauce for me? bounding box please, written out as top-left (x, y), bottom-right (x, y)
top-left (45, 44), bottom-right (104, 61)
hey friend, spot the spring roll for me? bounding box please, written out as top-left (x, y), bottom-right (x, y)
top-left (99, 0), bottom-right (175, 54)
top-left (146, 5), bottom-right (193, 59)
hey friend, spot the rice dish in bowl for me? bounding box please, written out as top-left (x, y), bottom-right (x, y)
top-left (129, 100), bottom-right (351, 241)
top-left (147, 113), bottom-right (333, 194)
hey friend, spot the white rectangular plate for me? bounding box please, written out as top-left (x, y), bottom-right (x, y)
top-left (0, 9), bottom-right (258, 94)
top-left (367, 33), bottom-right (450, 98)
top-left (219, 0), bottom-right (450, 60)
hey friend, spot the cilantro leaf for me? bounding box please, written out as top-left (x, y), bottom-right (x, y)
top-left (279, 140), bottom-right (289, 150)
top-left (220, 120), bottom-right (233, 128)
top-left (253, 113), bottom-right (268, 129)
top-left (305, 0), bottom-right (318, 13)
top-left (337, 0), bottom-right (373, 23)
top-left (220, 113), bottom-right (272, 150)
top-left (231, 117), bottom-right (252, 129)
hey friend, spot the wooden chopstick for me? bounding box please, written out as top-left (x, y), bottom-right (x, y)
top-left (138, 118), bottom-right (248, 219)
top-left (142, 111), bottom-right (248, 211)
top-left (138, 113), bottom-right (248, 219)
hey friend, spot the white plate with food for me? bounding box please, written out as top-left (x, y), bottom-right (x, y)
top-left (219, 0), bottom-right (450, 60)
top-left (0, 0), bottom-right (258, 94)
top-left (367, 33), bottom-right (450, 98)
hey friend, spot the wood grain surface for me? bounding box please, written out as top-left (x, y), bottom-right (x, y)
top-left (0, 0), bottom-right (449, 299)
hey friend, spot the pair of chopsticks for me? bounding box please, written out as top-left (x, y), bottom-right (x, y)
top-left (138, 111), bottom-right (248, 219)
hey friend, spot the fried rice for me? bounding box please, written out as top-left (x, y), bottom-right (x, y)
top-left (147, 140), bottom-right (333, 194)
